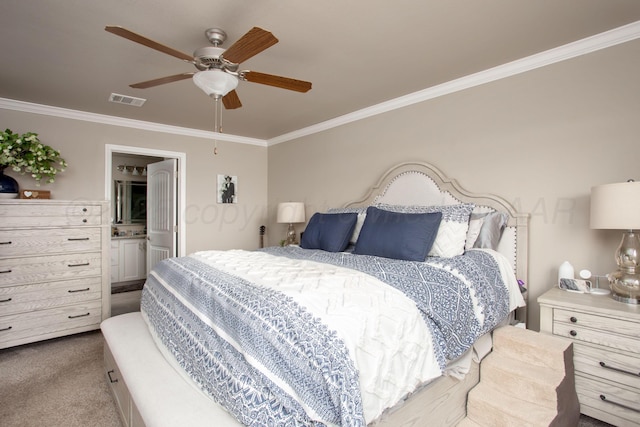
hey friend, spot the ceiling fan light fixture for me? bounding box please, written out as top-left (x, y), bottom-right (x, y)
top-left (193, 69), bottom-right (238, 97)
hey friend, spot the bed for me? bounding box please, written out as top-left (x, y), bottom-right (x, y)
top-left (101, 161), bottom-right (529, 427)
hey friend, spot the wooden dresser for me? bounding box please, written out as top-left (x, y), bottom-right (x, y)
top-left (0, 199), bottom-right (110, 349)
top-left (539, 287), bottom-right (640, 427)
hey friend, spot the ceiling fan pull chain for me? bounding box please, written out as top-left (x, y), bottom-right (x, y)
top-left (213, 96), bottom-right (223, 155)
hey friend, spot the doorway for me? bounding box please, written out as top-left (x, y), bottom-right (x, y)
top-left (105, 144), bottom-right (187, 315)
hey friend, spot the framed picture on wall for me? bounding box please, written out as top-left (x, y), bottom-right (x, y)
top-left (217, 174), bottom-right (237, 204)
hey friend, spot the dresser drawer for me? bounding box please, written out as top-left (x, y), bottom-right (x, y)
top-left (0, 300), bottom-right (102, 347)
top-left (0, 203), bottom-right (103, 227)
top-left (0, 276), bottom-right (102, 316)
top-left (0, 252), bottom-right (102, 287)
top-left (573, 343), bottom-right (640, 391)
top-left (575, 374), bottom-right (640, 426)
top-left (553, 308), bottom-right (640, 354)
top-left (0, 227), bottom-right (102, 256)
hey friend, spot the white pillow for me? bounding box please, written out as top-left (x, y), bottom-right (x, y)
top-left (327, 207), bottom-right (367, 244)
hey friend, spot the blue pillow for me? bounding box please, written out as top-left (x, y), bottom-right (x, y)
top-left (300, 212), bottom-right (358, 252)
top-left (353, 206), bottom-right (442, 261)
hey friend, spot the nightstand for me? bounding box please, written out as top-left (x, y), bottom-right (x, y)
top-left (538, 287), bottom-right (640, 427)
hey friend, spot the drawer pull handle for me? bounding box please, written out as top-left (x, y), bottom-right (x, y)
top-left (67, 237), bottom-right (90, 241)
top-left (600, 394), bottom-right (640, 413)
top-left (0, 241), bottom-right (12, 245)
top-left (82, 219), bottom-right (87, 223)
top-left (67, 262), bottom-right (90, 268)
top-left (599, 361), bottom-right (640, 377)
top-left (107, 369), bottom-right (118, 383)
top-left (82, 208), bottom-right (88, 212)
top-left (569, 330), bottom-right (577, 337)
top-left (570, 316), bottom-right (577, 323)
top-left (0, 270), bottom-right (12, 274)
top-left (68, 288), bottom-right (90, 293)
top-left (0, 326), bottom-right (12, 332)
top-left (0, 298), bottom-right (12, 303)
top-left (68, 312), bottom-right (90, 319)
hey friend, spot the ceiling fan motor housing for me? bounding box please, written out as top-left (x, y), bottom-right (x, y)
top-left (193, 46), bottom-right (225, 70)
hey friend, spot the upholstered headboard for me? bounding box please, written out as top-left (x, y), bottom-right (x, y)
top-left (344, 162), bottom-right (529, 297)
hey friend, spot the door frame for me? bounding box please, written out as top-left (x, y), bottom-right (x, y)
top-left (105, 144), bottom-right (187, 257)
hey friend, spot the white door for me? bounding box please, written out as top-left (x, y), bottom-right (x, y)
top-left (147, 158), bottom-right (177, 274)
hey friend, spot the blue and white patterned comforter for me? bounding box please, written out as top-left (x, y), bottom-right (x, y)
top-left (140, 246), bottom-right (524, 427)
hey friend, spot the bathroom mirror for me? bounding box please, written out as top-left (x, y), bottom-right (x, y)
top-left (114, 180), bottom-right (147, 224)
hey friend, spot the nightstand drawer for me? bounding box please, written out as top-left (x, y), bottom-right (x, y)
top-left (553, 308), bottom-right (640, 353)
top-left (553, 321), bottom-right (640, 355)
top-left (575, 374), bottom-right (640, 426)
top-left (574, 343), bottom-right (640, 391)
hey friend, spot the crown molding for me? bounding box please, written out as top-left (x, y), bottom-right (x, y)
top-left (1, 21), bottom-right (638, 147)
top-left (0, 97), bottom-right (267, 147)
top-left (267, 20), bottom-right (640, 146)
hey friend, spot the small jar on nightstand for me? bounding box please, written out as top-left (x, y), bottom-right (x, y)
top-left (538, 287), bottom-right (640, 427)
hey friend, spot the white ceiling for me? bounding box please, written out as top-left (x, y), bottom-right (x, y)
top-left (2, 1), bottom-right (640, 141)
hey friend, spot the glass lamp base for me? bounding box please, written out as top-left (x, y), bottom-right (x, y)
top-left (608, 231), bottom-right (640, 304)
top-left (609, 270), bottom-right (640, 304)
top-left (284, 223), bottom-right (298, 246)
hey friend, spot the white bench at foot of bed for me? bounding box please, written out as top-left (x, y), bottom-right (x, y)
top-left (101, 312), bottom-right (240, 427)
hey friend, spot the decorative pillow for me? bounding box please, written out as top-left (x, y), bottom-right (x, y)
top-left (374, 203), bottom-right (474, 257)
top-left (327, 207), bottom-right (367, 244)
top-left (465, 213), bottom-right (485, 250)
top-left (353, 206), bottom-right (442, 261)
top-left (472, 211), bottom-right (509, 250)
top-left (300, 212), bottom-right (358, 252)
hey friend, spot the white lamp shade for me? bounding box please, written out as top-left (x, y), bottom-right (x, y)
top-left (193, 69), bottom-right (239, 97)
top-left (590, 181), bottom-right (640, 229)
top-left (277, 202), bottom-right (305, 223)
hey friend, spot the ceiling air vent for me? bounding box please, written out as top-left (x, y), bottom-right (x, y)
top-left (108, 93), bottom-right (146, 107)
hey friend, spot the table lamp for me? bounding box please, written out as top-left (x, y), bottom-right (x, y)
top-left (277, 202), bottom-right (305, 246)
top-left (590, 180), bottom-right (640, 304)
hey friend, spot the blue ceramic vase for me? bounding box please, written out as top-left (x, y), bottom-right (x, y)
top-left (0, 165), bottom-right (19, 198)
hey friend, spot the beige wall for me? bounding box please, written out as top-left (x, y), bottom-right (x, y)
top-left (268, 40), bottom-right (640, 330)
top-left (1, 109), bottom-right (269, 253)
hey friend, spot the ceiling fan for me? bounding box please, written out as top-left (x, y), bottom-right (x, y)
top-left (105, 25), bottom-right (312, 110)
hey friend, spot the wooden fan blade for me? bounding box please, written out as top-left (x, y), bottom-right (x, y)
top-left (105, 25), bottom-right (193, 62)
top-left (221, 27), bottom-right (278, 64)
top-left (242, 71), bottom-right (312, 93)
top-left (130, 73), bottom-right (194, 89)
top-left (222, 90), bottom-right (242, 109)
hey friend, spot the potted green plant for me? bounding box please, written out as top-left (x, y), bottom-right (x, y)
top-left (0, 129), bottom-right (67, 197)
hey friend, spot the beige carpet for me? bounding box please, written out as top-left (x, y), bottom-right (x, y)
top-left (0, 330), bottom-right (122, 427)
top-left (0, 329), bottom-right (614, 427)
